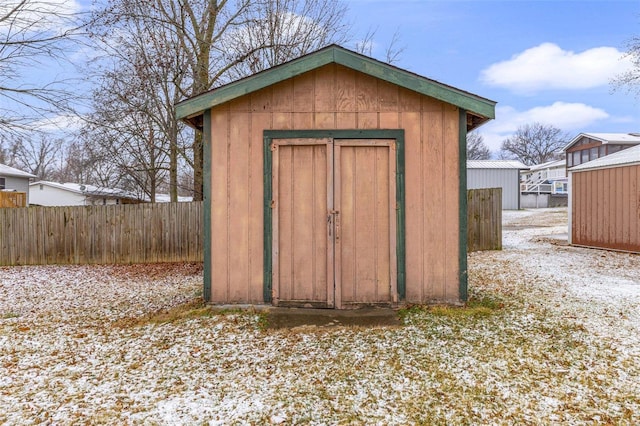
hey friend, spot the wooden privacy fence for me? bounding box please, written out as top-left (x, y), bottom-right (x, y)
top-left (0, 202), bottom-right (203, 266)
top-left (0, 192), bottom-right (26, 208)
top-left (467, 188), bottom-right (502, 252)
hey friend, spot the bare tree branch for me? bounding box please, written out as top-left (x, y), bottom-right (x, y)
top-left (85, 0), bottom-right (351, 201)
top-left (467, 131), bottom-right (491, 160)
top-left (0, 0), bottom-right (85, 136)
top-left (499, 122), bottom-right (568, 166)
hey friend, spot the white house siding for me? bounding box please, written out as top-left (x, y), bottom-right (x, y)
top-left (467, 169), bottom-right (521, 210)
top-left (29, 184), bottom-right (85, 206)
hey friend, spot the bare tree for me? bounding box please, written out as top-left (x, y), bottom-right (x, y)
top-left (354, 27), bottom-right (405, 65)
top-left (224, 0), bottom-right (349, 77)
top-left (0, 0), bottom-right (82, 136)
top-left (499, 122), bottom-right (568, 166)
top-left (87, 0), bottom-right (350, 201)
top-left (0, 139), bottom-right (7, 163)
top-left (612, 35), bottom-right (640, 96)
top-left (466, 131), bottom-right (491, 160)
top-left (50, 140), bottom-right (92, 183)
top-left (82, 3), bottom-right (194, 202)
top-left (6, 133), bottom-right (62, 179)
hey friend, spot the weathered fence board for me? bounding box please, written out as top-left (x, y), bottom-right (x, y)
top-left (467, 188), bottom-right (502, 252)
top-left (0, 192), bottom-right (26, 208)
top-left (0, 202), bottom-right (203, 266)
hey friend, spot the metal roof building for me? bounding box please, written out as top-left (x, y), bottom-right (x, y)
top-left (467, 160), bottom-right (528, 210)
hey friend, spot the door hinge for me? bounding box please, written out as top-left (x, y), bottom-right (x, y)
top-left (270, 200), bottom-right (275, 208)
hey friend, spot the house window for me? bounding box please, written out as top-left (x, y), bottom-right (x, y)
top-left (567, 154), bottom-right (573, 167)
top-left (609, 145), bottom-right (621, 154)
top-left (0, 177), bottom-right (5, 190)
top-left (590, 147), bottom-right (598, 160)
top-left (40, 184), bottom-right (44, 190)
top-left (581, 149), bottom-right (589, 163)
top-left (573, 151), bottom-right (580, 166)
top-left (599, 146), bottom-right (606, 157)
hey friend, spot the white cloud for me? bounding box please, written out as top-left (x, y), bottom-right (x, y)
top-left (477, 102), bottom-right (609, 152)
top-left (480, 43), bottom-right (633, 93)
top-left (33, 113), bottom-right (84, 133)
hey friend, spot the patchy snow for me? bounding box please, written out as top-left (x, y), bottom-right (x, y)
top-left (0, 208), bottom-right (639, 424)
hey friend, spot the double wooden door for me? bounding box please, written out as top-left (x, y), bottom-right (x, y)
top-left (271, 138), bottom-right (397, 308)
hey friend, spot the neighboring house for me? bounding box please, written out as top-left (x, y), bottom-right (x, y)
top-left (0, 163), bottom-right (37, 206)
top-left (520, 159), bottom-right (568, 208)
top-left (563, 133), bottom-right (640, 170)
top-left (568, 144), bottom-right (640, 253)
top-left (467, 160), bottom-right (528, 210)
top-left (176, 44), bottom-right (496, 308)
top-left (29, 181), bottom-right (144, 206)
top-left (521, 159), bottom-right (567, 194)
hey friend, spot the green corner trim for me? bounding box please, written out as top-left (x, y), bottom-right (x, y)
top-left (263, 133), bottom-right (274, 302)
top-left (176, 45), bottom-right (495, 123)
top-left (263, 129), bottom-right (406, 302)
top-left (458, 109), bottom-right (468, 302)
top-left (202, 109), bottom-right (212, 302)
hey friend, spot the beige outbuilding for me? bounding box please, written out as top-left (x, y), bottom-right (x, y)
top-left (176, 45), bottom-right (495, 308)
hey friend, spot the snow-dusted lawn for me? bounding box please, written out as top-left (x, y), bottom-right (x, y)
top-left (1, 207), bottom-right (639, 424)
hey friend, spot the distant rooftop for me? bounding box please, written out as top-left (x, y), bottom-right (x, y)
top-left (527, 159), bottom-right (565, 172)
top-left (0, 163), bottom-right (36, 179)
top-left (467, 160), bottom-right (529, 170)
top-left (31, 181), bottom-right (141, 200)
top-left (563, 132), bottom-right (640, 151)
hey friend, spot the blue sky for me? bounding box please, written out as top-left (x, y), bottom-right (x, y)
top-left (6, 0), bottom-right (640, 156)
top-left (346, 0), bottom-right (640, 154)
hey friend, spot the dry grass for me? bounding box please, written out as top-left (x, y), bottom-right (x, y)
top-left (1, 209), bottom-right (639, 424)
top-left (112, 298), bottom-right (213, 328)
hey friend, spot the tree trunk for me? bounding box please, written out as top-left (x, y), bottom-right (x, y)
top-left (170, 122), bottom-right (178, 202)
top-left (193, 130), bottom-right (203, 201)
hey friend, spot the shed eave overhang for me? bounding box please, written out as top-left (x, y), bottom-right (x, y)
top-left (176, 45), bottom-right (496, 130)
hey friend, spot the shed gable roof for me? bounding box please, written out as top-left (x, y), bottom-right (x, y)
top-left (176, 45), bottom-right (496, 131)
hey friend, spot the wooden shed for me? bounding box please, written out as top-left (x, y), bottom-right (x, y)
top-left (176, 45), bottom-right (495, 308)
top-left (569, 144), bottom-right (640, 253)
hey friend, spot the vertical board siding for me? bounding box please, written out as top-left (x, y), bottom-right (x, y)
top-left (273, 142), bottom-right (329, 304)
top-left (572, 165), bottom-right (640, 253)
top-left (0, 192), bottom-right (27, 208)
top-left (467, 188), bottom-right (502, 252)
top-left (209, 63), bottom-right (462, 304)
top-left (0, 202), bottom-right (203, 266)
top-left (210, 107), bottom-right (231, 302)
top-left (443, 105), bottom-right (460, 300)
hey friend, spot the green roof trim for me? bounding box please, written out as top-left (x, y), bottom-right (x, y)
top-left (176, 45), bottom-right (496, 124)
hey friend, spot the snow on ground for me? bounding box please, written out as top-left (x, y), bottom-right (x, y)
top-left (0, 208), bottom-right (639, 424)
